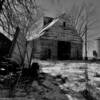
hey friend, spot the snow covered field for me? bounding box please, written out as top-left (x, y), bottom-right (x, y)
top-left (38, 60), bottom-right (100, 92)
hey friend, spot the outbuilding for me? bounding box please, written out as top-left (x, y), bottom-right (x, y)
top-left (33, 16), bottom-right (83, 60)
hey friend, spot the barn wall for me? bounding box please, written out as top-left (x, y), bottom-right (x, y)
top-left (71, 42), bottom-right (82, 60)
top-left (33, 38), bottom-right (82, 60)
top-left (33, 39), bottom-right (57, 60)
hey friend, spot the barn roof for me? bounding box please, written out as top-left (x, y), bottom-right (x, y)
top-left (41, 16), bottom-right (82, 43)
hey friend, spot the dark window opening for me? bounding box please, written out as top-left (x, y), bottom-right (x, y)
top-left (44, 17), bottom-right (53, 26)
top-left (57, 41), bottom-right (71, 60)
top-left (63, 22), bottom-right (66, 28)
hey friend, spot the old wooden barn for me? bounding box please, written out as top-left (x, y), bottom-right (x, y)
top-left (32, 16), bottom-right (83, 60)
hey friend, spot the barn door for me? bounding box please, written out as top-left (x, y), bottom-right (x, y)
top-left (57, 41), bottom-right (71, 60)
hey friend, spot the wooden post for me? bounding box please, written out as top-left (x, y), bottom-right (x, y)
top-left (85, 25), bottom-right (88, 60)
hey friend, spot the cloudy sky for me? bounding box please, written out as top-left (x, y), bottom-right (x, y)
top-left (37, 0), bottom-right (100, 41)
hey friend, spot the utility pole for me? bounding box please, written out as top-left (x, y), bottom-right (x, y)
top-left (85, 25), bottom-right (88, 60)
top-left (84, 25), bottom-right (89, 90)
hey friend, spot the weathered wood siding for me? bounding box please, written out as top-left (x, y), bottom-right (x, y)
top-left (33, 19), bottom-right (82, 60)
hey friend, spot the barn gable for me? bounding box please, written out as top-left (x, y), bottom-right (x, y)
top-left (41, 16), bottom-right (82, 43)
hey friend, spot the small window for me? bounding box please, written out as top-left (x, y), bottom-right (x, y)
top-left (63, 22), bottom-right (66, 28)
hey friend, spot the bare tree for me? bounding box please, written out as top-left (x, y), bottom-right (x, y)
top-left (61, 2), bottom-right (98, 59)
top-left (0, 0), bottom-right (44, 67)
top-left (62, 2), bottom-right (98, 87)
top-left (62, 2), bottom-right (97, 39)
top-left (0, 0), bottom-right (44, 40)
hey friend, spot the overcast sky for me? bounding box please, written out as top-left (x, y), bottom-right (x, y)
top-left (37, 0), bottom-right (100, 41)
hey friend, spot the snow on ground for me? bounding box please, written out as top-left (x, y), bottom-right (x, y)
top-left (34, 60), bottom-right (100, 92)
